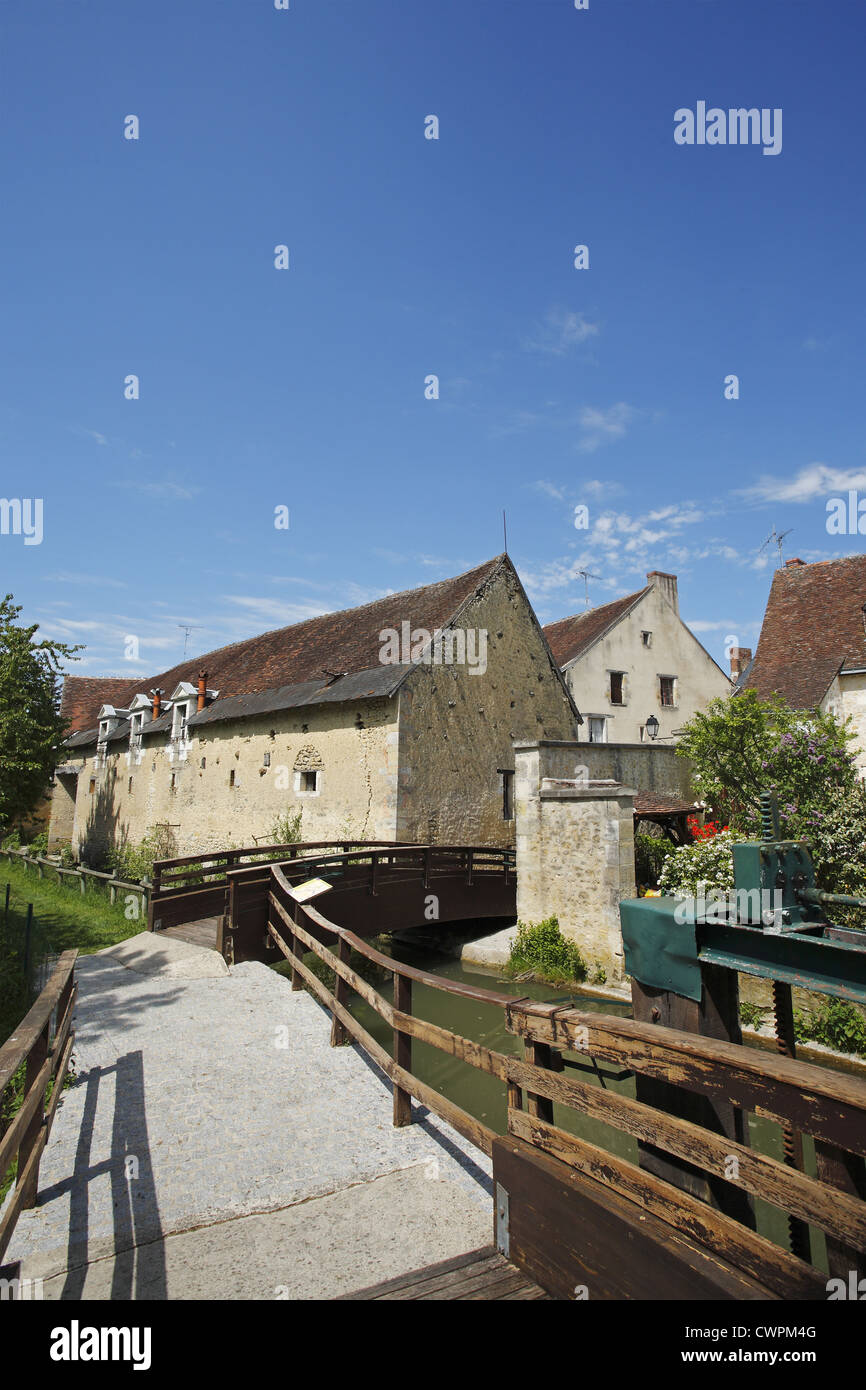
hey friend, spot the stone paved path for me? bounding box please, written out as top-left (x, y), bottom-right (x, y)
top-left (4, 934), bottom-right (493, 1299)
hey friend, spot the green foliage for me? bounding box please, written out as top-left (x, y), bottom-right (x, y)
top-left (677, 689), bottom-right (856, 841)
top-left (268, 807), bottom-right (303, 846)
top-left (0, 595), bottom-right (81, 837)
top-left (507, 915), bottom-right (587, 986)
top-left (27, 830), bottom-right (48, 855)
top-left (739, 1001), bottom-right (769, 1030)
top-left (806, 782), bottom-right (866, 902)
top-left (106, 825), bottom-right (178, 883)
top-left (634, 833), bottom-right (672, 889)
top-left (591, 962), bottom-right (607, 985)
top-left (657, 829), bottom-right (736, 898)
top-left (794, 998), bottom-right (866, 1058)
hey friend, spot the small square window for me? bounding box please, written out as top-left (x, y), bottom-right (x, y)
top-left (229, 770), bottom-right (236, 787)
top-left (588, 716), bottom-right (607, 743)
top-left (263, 751), bottom-right (271, 768)
top-left (660, 676), bottom-right (676, 707)
top-left (301, 770), bottom-right (318, 793)
top-left (610, 672), bottom-right (624, 705)
top-left (641, 631), bottom-right (652, 647)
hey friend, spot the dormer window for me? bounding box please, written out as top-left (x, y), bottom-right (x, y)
top-left (171, 702), bottom-right (191, 742)
top-left (129, 711), bottom-right (145, 752)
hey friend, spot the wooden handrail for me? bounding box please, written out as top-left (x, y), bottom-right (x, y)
top-left (0, 949), bottom-right (77, 1263)
top-left (505, 1000), bottom-right (866, 1158)
top-left (267, 865), bottom-right (866, 1286)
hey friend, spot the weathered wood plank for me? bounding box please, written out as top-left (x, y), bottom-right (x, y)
top-left (505, 1002), bottom-right (866, 1155)
top-left (504, 1055), bottom-right (866, 1249)
top-left (505, 1113), bottom-right (826, 1298)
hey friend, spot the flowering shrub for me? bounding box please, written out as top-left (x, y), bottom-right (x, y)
top-left (658, 829), bottom-right (735, 899)
top-left (687, 816), bottom-right (729, 842)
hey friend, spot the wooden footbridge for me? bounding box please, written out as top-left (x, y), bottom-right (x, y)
top-left (142, 839), bottom-right (866, 1300)
top-left (5, 839), bottom-right (866, 1300)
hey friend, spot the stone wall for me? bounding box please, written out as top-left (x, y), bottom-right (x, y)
top-left (514, 742), bottom-right (636, 984)
top-left (519, 739), bottom-right (694, 800)
top-left (59, 697), bottom-right (400, 862)
top-left (395, 563), bottom-right (580, 846)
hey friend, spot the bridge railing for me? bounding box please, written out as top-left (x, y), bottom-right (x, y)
top-left (225, 843), bottom-right (515, 963)
top-left (0, 950), bottom-right (77, 1264)
top-left (268, 862), bottom-right (517, 1156)
top-left (148, 840), bottom-right (419, 931)
top-left (267, 862), bottom-right (866, 1299)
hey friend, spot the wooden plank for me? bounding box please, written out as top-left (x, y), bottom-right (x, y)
top-left (493, 1135), bottom-right (797, 1302)
top-left (505, 1001), bottom-right (866, 1156)
top-left (337, 1248), bottom-right (549, 1301)
top-left (815, 1140), bottom-right (866, 1278)
top-left (0, 951), bottom-right (77, 1092)
top-left (505, 1113), bottom-right (826, 1299)
top-left (0, 1122), bottom-right (48, 1264)
top-left (337, 1247), bottom-right (500, 1298)
top-left (393, 973), bottom-right (412, 1127)
top-left (504, 1055), bottom-right (866, 1249)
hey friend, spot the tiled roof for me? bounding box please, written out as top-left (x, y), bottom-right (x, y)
top-left (60, 556), bottom-right (506, 733)
top-left (744, 556), bottom-right (866, 710)
top-left (59, 677), bottom-right (138, 735)
top-left (543, 589), bottom-right (649, 666)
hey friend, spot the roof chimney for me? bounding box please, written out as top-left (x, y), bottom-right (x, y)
top-left (647, 571), bottom-right (678, 615)
top-left (785, 557), bottom-right (805, 568)
top-left (151, 688), bottom-right (163, 721)
top-left (197, 670), bottom-right (208, 713)
top-left (729, 646), bottom-right (752, 680)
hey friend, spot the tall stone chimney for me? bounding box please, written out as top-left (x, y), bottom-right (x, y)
top-left (729, 646), bottom-right (752, 680)
top-left (647, 571), bottom-right (679, 615)
top-left (197, 671), bottom-right (208, 713)
top-left (151, 688), bottom-right (162, 720)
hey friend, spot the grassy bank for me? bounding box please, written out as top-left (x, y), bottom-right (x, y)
top-left (1, 860), bottom-right (144, 1200)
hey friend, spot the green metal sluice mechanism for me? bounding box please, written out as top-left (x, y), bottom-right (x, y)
top-left (620, 793), bottom-right (866, 1007)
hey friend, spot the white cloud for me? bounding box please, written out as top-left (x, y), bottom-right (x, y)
top-left (577, 403), bottom-right (635, 453)
top-left (525, 309), bottom-right (599, 355)
top-left (740, 463), bottom-right (866, 504)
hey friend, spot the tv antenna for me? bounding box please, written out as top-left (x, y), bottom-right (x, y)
top-left (758, 527), bottom-right (793, 569)
top-left (503, 510), bottom-right (508, 555)
top-left (177, 623), bottom-right (204, 657)
top-left (577, 569), bottom-right (602, 610)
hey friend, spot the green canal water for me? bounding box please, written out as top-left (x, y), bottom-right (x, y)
top-left (288, 931), bottom-right (829, 1272)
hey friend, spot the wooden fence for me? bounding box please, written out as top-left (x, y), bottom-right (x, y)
top-left (0, 950), bottom-right (77, 1264)
top-left (0, 848), bottom-right (149, 907)
top-left (267, 863), bottom-right (866, 1300)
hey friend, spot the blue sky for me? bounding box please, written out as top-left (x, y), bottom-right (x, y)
top-left (3, 0), bottom-right (866, 681)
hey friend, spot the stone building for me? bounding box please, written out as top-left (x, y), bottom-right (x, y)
top-left (49, 555), bottom-right (580, 860)
top-left (742, 554), bottom-right (866, 775)
top-left (543, 571), bottom-right (731, 745)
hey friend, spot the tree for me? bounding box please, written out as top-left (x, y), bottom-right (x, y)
top-left (676, 688), bottom-right (857, 841)
top-left (0, 595), bottom-right (80, 836)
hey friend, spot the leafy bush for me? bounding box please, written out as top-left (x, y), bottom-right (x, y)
top-left (507, 915), bottom-right (587, 985)
top-left (657, 829), bottom-right (736, 898)
top-left (27, 830), bottom-right (48, 855)
top-left (794, 998), bottom-right (866, 1058)
top-left (739, 1001), bottom-right (769, 1030)
top-left (107, 825), bottom-right (178, 883)
top-left (677, 689), bottom-right (856, 841)
top-left (1, 829), bottom-right (21, 851)
top-left (268, 808), bottom-right (303, 845)
top-left (634, 833), bottom-right (672, 889)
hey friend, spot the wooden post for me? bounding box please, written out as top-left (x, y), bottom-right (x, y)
top-left (289, 904), bottom-right (303, 991)
top-left (392, 972), bottom-right (413, 1127)
top-left (630, 963), bottom-right (754, 1227)
top-left (19, 1019), bottom-right (49, 1208)
top-left (524, 1041), bottom-right (555, 1124)
top-left (330, 938), bottom-right (351, 1046)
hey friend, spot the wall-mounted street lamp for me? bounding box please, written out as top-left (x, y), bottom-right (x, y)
top-left (645, 715), bottom-right (660, 741)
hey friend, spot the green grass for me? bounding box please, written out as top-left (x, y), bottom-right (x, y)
top-left (1, 859), bottom-right (142, 1201)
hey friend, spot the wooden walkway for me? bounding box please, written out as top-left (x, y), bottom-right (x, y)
top-left (338, 1246), bottom-right (551, 1300)
top-left (160, 917), bottom-right (219, 951)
